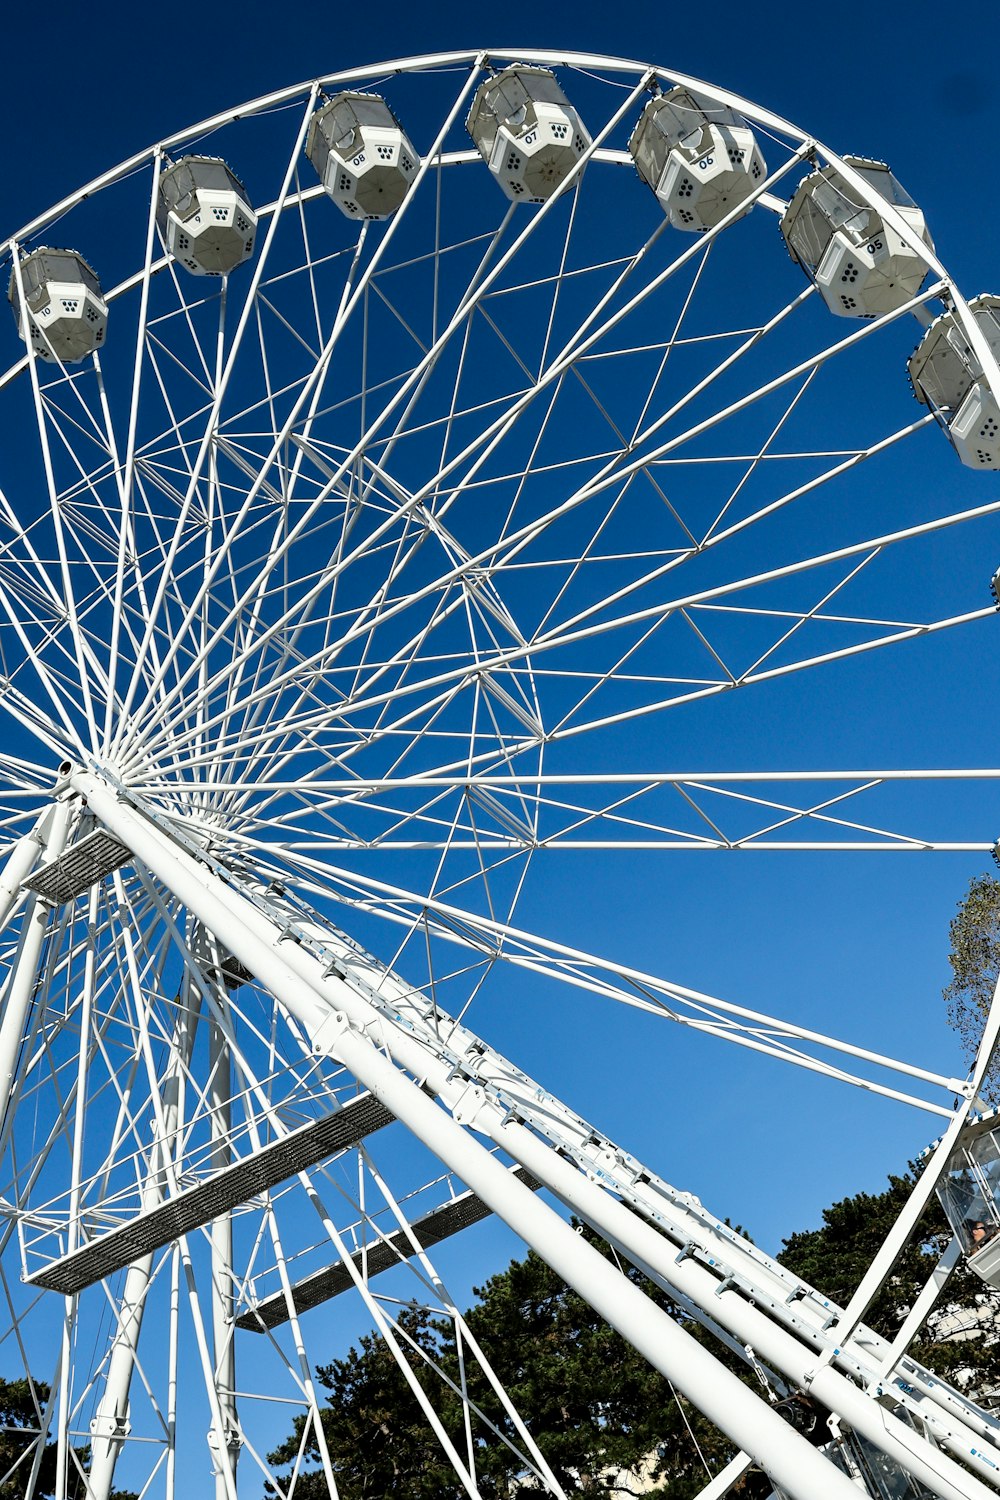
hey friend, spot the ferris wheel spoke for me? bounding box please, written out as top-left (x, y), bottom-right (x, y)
top-left (114, 68), bottom-right (490, 764)
top-left (126, 252), bottom-right (516, 762)
top-left (296, 1165), bottom-right (491, 1500)
top-left (138, 532), bottom-right (986, 777)
top-left (262, 846), bottom-right (960, 1114)
top-left (4, 48), bottom-right (1000, 1500)
top-left (109, 86), bottom-right (326, 758)
top-left (0, 583), bottom-right (91, 752)
top-left (117, 289), bottom-right (953, 774)
top-left (11, 266), bottom-right (104, 749)
top-left (361, 1146), bottom-right (566, 1488)
top-left (104, 157), bottom-right (182, 750)
top-left (424, 140), bottom-right (818, 540)
top-left (116, 72), bottom-right (673, 755)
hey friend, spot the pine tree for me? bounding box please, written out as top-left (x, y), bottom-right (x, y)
top-left (780, 1167), bottom-right (1000, 1399)
top-left (267, 1169), bottom-right (1000, 1497)
top-left (0, 1377), bottom-right (137, 1500)
top-left (266, 1228), bottom-right (741, 1497)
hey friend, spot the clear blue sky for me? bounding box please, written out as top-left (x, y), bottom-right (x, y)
top-left (1, 4), bottom-right (1000, 1482)
top-left (1, 0), bottom-right (997, 1239)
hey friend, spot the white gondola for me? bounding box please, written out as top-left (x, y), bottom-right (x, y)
top-left (7, 247), bottom-right (107, 363)
top-left (780, 157), bottom-right (932, 320)
top-left (306, 92), bottom-right (418, 220)
top-left (936, 1111), bottom-right (1000, 1283)
top-left (628, 86), bottom-right (766, 232)
top-left (157, 156), bottom-right (257, 276)
top-left (909, 295), bottom-right (1000, 471)
top-left (467, 65), bottom-right (590, 203)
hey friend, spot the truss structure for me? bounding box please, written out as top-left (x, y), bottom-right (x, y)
top-left (0, 48), bottom-right (998, 1500)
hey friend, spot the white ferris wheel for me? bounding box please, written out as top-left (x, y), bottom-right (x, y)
top-left (1, 46), bottom-right (1000, 1500)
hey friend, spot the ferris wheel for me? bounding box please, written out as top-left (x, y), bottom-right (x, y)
top-left (2, 46), bottom-right (1000, 1500)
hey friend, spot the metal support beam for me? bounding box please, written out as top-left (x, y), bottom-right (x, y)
top-left (0, 799), bottom-right (71, 1137)
top-left (0, 811), bottom-right (51, 931)
top-left (238, 1165), bottom-right (541, 1331)
top-left (71, 767), bottom-right (871, 1500)
top-left (873, 1237), bottom-right (963, 1387)
top-left (691, 1453), bottom-right (756, 1500)
top-left (70, 774), bottom-right (1000, 1500)
top-left (87, 947), bottom-right (201, 1499)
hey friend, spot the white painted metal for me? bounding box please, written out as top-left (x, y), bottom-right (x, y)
top-left (629, 87), bottom-right (766, 231)
top-left (692, 1452), bottom-right (756, 1500)
top-left (157, 156), bottom-right (257, 276)
top-left (8, 247), bottom-right (108, 363)
top-left (71, 772), bottom-right (1000, 1500)
top-left (0, 799), bottom-right (70, 1131)
top-left (467, 65), bottom-right (591, 203)
top-left (87, 985), bottom-right (200, 1499)
top-left (207, 992), bottom-right (240, 1499)
top-left (306, 92), bottom-right (418, 220)
top-left (0, 810), bottom-right (49, 930)
top-left (910, 295), bottom-right (1000, 469)
top-left (874, 1238), bottom-right (963, 1388)
top-left (0, 48), bottom-right (997, 1500)
top-left (72, 768), bottom-right (863, 1500)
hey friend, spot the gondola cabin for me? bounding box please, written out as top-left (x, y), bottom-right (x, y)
top-left (935, 1111), bottom-right (1000, 1283)
top-left (780, 156), bottom-right (932, 321)
top-left (909, 295), bottom-right (1000, 471)
top-left (8, 248), bottom-right (107, 362)
top-left (157, 156), bottom-right (257, 276)
top-left (467, 65), bottom-right (591, 203)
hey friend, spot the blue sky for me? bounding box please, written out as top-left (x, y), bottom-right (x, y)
top-left (1, 3), bottom-right (1000, 1487)
top-left (0, 0), bottom-right (996, 1239)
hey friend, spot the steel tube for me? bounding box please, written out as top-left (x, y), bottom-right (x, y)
top-left (75, 769), bottom-right (861, 1500)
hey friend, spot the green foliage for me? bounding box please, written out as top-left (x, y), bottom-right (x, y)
top-left (0, 1377), bottom-right (55, 1500)
top-left (0, 1377), bottom-right (92, 1500)
top-left (943, 873), bottom-right (1000, 1097)
top-left (780, 1168), bottom-right (1000, 1396)
top-left (268, 1171), bottom-right (1000, 1498)
top-left (0, 1377), bottom-right (137, 1500)
top-left (267, 1227), bottom-right (741, 1497)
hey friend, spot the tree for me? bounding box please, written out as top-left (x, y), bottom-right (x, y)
top-left (0, 1377), bottom-right (58, 1500)
top-left (780, 1167), bottom-right (1000, 1399)
top-left (267, 1227), bottom-right (741, 1497)
top-left (456, 1233), bottom-right (735, 1495)
top-left (943, 872), bottom-right (1000, 1098)
top-left (0, 1377), bottom-right (137, 1500)
top-left (268, 1166), bottom-right (1000, 1498)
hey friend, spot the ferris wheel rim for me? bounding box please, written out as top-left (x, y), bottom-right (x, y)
top-left (0, 48), bottom-right (997, 1500)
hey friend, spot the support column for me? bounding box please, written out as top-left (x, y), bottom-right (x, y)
top-left (88, 975), bottom-right (201, 1498)
top-left (207, 981), bottom-right (240, 1497)
top-left (0, 809), bottom-right (51, 933)
top-left (75, 769), bottom-right (865, 1500)
top-left (0, 798), bottom-right (71, 1137)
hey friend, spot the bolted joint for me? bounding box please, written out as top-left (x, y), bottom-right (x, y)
top-left (311, 1008), bottom-right (352, 1054)
top-left (450, 1080), bottom-right (488, 1129)
top-left (90, 1409), bottom-right (131, 1442)
top-left (207, 1421), bottom-right (243, 1468)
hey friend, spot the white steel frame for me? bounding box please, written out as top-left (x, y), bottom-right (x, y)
top-left (0, 48), bottom-right (997, 1500)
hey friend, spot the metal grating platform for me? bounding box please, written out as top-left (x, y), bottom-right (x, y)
top-left (22, 829), bottom-right (133, 903)
top-left (27, 1092), bottom-right (395, 1294)
top-left (237, 1165), bottom-right (541, 1331)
